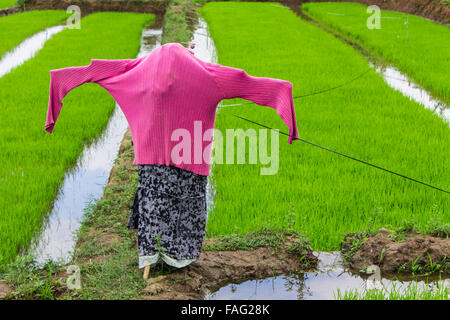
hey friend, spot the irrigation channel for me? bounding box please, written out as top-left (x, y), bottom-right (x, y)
top-left (5, 12), bottom-right (447, 298)
top-left (0, 24), bottom-right (65, 78)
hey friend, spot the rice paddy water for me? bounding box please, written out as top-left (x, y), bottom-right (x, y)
top-left (372, 64), bottom-right (449, 124)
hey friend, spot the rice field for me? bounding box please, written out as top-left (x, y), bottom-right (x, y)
top-left (0, 10), bottom-right (70, 58)
top-left (302, 2), bottom-right (450, 105)
top-left (200, 2), bottom-right (449, 251)
top-left (0, 0), bottom-right (17, 9)
top-left (0, 11), bottom-right (155, 264)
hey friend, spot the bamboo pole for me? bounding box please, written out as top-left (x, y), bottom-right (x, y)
top-left (143, 266), bottom-right (150, 279)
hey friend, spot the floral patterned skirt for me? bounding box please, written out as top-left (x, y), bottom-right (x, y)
top-left (127, 164), bottom-right (208, 269)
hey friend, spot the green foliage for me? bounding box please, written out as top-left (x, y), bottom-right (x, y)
top-left (161, 0), bottom-right (199, 45)
top-left (0, 254), bottom-right (66, 300)
top-left (394, 205), bottom-right (449, 238)
top-left (15, 0), bottom-right (29, 8)
top-left (201, 2), bottom-right (450, 252)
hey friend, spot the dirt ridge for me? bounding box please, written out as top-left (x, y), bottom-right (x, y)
top-left (280, 0), bottom-right (450, 24)
top-left (341, 228), bottom-right (449, 276)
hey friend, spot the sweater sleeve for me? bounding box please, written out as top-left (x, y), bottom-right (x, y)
top-left (45, 58), bottom-right (136, 133)
top-left (203, 62), bottom-right (299, 144)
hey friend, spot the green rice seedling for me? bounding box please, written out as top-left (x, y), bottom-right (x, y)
top-left (302, 2), bottom-right (450, 105)
top-left (0, 254), bottom-right (67, 300)
top-left (200, 2), bottom-right (449, 252)
top-left (0, 12), bottom-right (155, 265)
top-left (335, 279), bottom-right (449, 300)
top-left (0, 0), bottom-right (17, 9)
top-left (0, 10), bottom-right (70, 58)
top-left (409, 254), bottom-right (448, 275)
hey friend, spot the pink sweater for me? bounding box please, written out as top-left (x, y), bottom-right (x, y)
top-left (45, 42), bottom-right (299, 176)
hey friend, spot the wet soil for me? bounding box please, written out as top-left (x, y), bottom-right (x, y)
top-left (341, 228), bottom-right (450, 276)
top-left (139, 237), bottom-right (318, 300)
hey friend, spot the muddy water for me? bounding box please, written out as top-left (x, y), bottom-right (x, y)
top-left (0, 25), bottom-right (65, 78)
top-left (30, 23), bottom-right (163, 264)
top-left (205, 252), bottom-right (449, 300)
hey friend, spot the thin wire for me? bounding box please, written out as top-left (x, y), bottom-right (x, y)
top-left (231, 114), bottom-right (449, 195)
top-left (221, 67), bottom-right (372, 108)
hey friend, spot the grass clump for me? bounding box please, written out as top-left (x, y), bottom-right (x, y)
top-left (161, 0), bottom-right (199, 45)
top-left (204, 207), bottom-right (311, 252)
top-left (340, 230), bottom-right (376, 265)
top-left (0, 254), bottom-right (66, 300)
top-left (398, 254), bottom-right (448, 275)
top-left (203, 227), bottom-right (287, 251)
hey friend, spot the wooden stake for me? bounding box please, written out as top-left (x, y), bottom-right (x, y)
top-left (143, 266), bottom-right (150, 279)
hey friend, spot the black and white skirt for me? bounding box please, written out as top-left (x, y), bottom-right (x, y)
top-left (127, 164), bottom-right (208, 269)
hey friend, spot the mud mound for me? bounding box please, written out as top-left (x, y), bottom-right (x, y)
top-left (341, 228), bottom-right (449, 276)
top-left (141, 237), bottom-right (318, 299)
